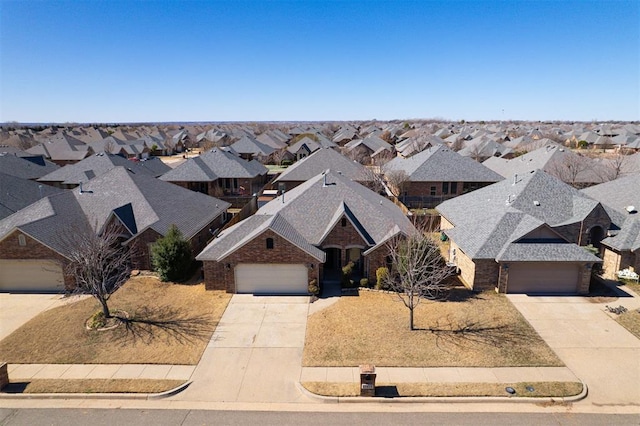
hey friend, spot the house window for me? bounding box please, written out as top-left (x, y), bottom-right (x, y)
top-left (18, 234), bottom-right (26, 246)
top-left (451, 182), bottom-right (458, 194)
top-left (442, 182), bottom-right (449, 195)
top-left (430, 186), bottom-right (437, 196)
top-left (266, 238), bottom-right (274, 249)
top-left (341, 218), bottom-right (347, 227)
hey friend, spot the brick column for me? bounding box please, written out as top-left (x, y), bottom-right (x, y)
top-left (0, 363), bottom-right (8, 390)
top-left (577, 264), bottom-right (592, 295)
top-left (497, 263), bottom-right (509, 293)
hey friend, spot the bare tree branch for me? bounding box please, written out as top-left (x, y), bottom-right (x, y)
top-left (63, 222), bottom-right (133, 318)
top-left (383, 232), bottom-right (454, 330)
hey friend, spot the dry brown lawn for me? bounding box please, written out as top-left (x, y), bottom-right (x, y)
top-left (304, 288), bottom-right (562, 367)
top-left (302, 381), bottom-right (583, 398)
top-left (5, 379), bottom-right (185, 394)
top-left (0, 276), bottom-right (231, 365)
top-left (616, 309), bottom-right (640, 339)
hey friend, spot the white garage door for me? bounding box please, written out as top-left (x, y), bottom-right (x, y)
top-left (0, 259), bottom-right (65, 292)
top-left (507, 262), bottom-right (579, 294)
top-left (235, 263), bottom-right (308, 294)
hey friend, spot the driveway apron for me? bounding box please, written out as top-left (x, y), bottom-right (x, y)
top-left (173, 294), bottom-right (313, 403)
top-left (508, 294), bottom-right (640, 407)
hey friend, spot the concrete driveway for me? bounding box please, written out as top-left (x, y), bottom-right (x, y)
top-left (174, 294), bottom-right (313, 403)
top-left (0, 293), bottom-right (85, 341)
top-left (508, 293), bottom-right (640, 407)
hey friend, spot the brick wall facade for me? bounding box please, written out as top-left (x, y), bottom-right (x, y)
top-left (601, 247), bottom-right (639, 280)
top-left (553, 204), bottom-right (611, 246)
top-left (0, 231), bottom-right (74, 290)
top-left (202, 229), bottom-right (321, 293)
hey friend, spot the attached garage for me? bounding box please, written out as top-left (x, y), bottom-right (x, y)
top-left (0, 259), bottom-right (65, 293)
top-left (235, 263), bottom-right (308, 294)
top-left (506, 262), bottom-right (579, 294)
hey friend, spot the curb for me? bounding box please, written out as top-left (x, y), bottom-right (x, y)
top-left (0, 380), bottom-right (191, 401)
top-left (296, 380), bottom-right (588, 404)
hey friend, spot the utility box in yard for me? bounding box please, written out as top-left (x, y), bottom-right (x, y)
top-left (359, 364), bottom-right (376, 397)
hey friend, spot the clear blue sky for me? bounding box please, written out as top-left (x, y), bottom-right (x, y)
top-left (1, 0), bottom-right (638, 123)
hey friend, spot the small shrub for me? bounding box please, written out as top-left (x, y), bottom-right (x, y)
top-left (360, 278), bottom-right (369, 288)
top-left (577, 140), bottom-right (589, 149)
top-left (341, 261), bottom-right (355, 288)
top-left (308, 279), bottom-right (319, 295)
top-left (87, 310), bottom-right (107, 329)
top-left (376, 267), bottom-right (389, 290)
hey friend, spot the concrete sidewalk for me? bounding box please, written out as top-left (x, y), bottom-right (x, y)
top-left (7, 364), bottom-right (195, 381)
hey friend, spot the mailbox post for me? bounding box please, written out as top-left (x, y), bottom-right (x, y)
top-left (359, 364), bottom-right (376, 397)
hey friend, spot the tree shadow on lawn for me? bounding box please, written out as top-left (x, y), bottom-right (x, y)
top-left (425, 314), bottom-right (536, 349)
top-left (114, 305), bottom-right (214, 345)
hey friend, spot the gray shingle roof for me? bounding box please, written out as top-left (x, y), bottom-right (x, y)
top-left (0, 172), bottom-right (66, 220)
top-left (384, 145), bottom-right (504, 182)
top-left (582, 175), bottom-right (640, 251)
top-left (437, 170), bottom-right (601, 263)
top-left (38, 153), bottom-right (170, 185)
top-left (274, 148), bottom-right (372, 183)
top-left (0, 154), bottom-right (60, 179)
top-left (197, 170), bottom-right (415, 262)
top-left (159, 148), bottom-right (268, 182)
top-left (0, 167), bottom-right (230, 257)
top-left (230, 136), bottom-right (275, 157)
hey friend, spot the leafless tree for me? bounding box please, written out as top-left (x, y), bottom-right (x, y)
top-left (600, 152), bottom-right (628, 182)
top-left (449, 138), bottom-right (464, 152)
top-left (268, 148), bottom-right (289, 165)
top-left (64, 223), bottom-right (132, 319)
top-left (547, 153), bottom-right (591, 188)
top-left (382, 232), bottom-right (454, 330)
top-left (357, 166), bottom-right (385, 194)
top-left (372, 149), bottom-right (393, 168)
top-left (103, 138), bottom-right (116, 154)
top-left (385, 169), bottom-right (409, 198)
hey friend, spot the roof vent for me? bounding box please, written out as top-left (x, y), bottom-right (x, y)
top-left (533, 200), bottom-right (540, 206)
top-left (626, 205), bottom-right (637, 214)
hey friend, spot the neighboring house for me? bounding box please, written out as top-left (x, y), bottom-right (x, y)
top-left (383, 145), bottom-right (504, 208)
top-left (286, 136), bottom-right (321, 161)
top-left (483, 143), bottom-right (608, 188)
top-left (582, 175), bottom-right (640, 279)
top-left (159, 148), bottom-right (269, 201)
top-left (26, 134), bottom-right (93, 165)
top-left (0, 172), bottom-right (66, 220)
top-left (457, 136), bottom-right (513, 161)
top-left (273, 148), bottom-right (375, 191)
top-left (230, 135), bottom-right (275, 161)
top-left (344, 135), bottom-right (392, 164)
top-left (0, 167), bottom-right (230, 292)
top-left (197, 170), bottom-right (416, 294)
top-left (37, 153), bottom-right (171, 189)
top-left (0, 153), bottom-right (60, 180)
top-left (436, 170), bottom-right (607, 294)
top-left (332, 125), bottom-right (359, 145)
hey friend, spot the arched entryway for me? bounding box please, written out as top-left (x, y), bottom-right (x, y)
top-left (588, 226), bottom-right (605, 249)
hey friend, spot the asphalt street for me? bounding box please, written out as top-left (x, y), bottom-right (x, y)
top-left (1, 409), bottom-right (638, 426)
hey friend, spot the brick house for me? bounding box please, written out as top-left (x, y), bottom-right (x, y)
top-left (383, 145), bottom-right (504, 208)
top-left (160, 147), bottom-right (269, 207)
top-left (582, 174), bottom-right (640, 279)
top-left (197, 170), bottom-right (415, 294)
top-left (0, 166), bottom-right (230, 292)
top-left (273, 148), bottom-right (375, 192)
top-left (436, 170), bottom-right (606, 294)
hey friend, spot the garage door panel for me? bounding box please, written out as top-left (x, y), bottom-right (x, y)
top-left (507, 262), bottom-right (578, 294)
top-left (0, 260), bottom-right (65, 292)
top-left (235, 264), bottom-right (308, 294)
